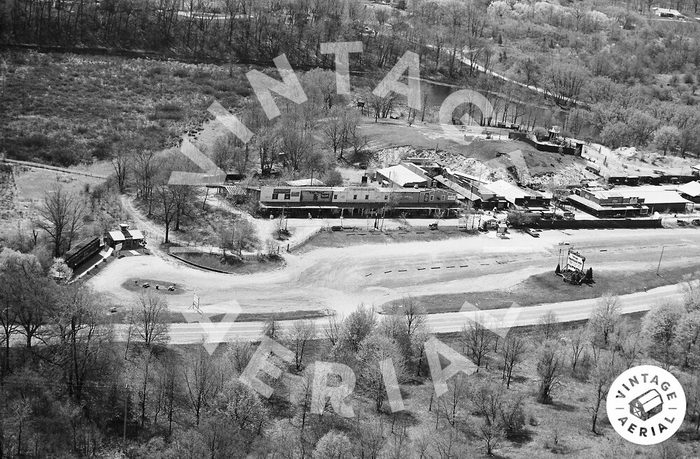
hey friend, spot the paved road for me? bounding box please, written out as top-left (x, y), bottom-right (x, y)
top-left (111, 282), bottom-right (687, 345)
top-left (91, 226), bottom-right (700, 345)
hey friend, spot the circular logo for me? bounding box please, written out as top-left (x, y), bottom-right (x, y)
top-left (606, 365), bottom-right (686, 445)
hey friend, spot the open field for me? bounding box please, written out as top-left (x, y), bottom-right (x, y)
top-left (0, 164), bottom-right (107, 241)
top-left (381, 263), bottom-right (700, 314)
top-left (173, 251), bottom-right (285, 274)
top-left (1, 51), bottom-right (248, 166)
top-left (294, 227), bottom-right (478, 252)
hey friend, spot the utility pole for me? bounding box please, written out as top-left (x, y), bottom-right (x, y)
top-left (123, 383), bottom-right (128, 450)
top-left (656, 245), bottom-right (665, 276)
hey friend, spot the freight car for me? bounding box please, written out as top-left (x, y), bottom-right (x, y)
top-left (64, 236), bottom-right (103, 270)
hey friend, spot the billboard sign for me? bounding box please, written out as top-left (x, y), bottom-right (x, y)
top-left (567, 250), bottom-right (585, 272)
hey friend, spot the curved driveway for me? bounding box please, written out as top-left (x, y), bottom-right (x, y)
top-left (89, 227), bottom-right (700, 343)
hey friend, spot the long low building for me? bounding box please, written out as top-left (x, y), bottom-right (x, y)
top-left (481, 179), bottom-right (551, 211)
top-left (568, 187), bottom-right (692, 217)
top-left (254, 185), bottom-right (460, 217)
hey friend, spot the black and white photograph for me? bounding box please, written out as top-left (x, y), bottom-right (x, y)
top-left (1, 0), bottom-right (700, 457)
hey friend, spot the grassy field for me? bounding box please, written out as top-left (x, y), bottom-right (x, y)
top-left (0, 165), bottom-right (116, 244)
top-left (381, 264), bottom-right (700, 314)
top-left (1, 51), bottom-right (249, 166)
top-left (174, 251), bottom-right (285, 275)
top-left (295, 227), bottom-right (478, 252)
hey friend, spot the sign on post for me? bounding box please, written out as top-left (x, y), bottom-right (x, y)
top-left (566, 250), bottom-right (585, 272)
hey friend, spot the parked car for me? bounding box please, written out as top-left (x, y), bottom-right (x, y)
top-left (692, 219), bottom-right (700, 226)
top-left (678, 219), bottom-right (689, 227)
top-left (526, 228), bottom-right (540, 238)
top-left (428, 223), bottom-right (438, 230)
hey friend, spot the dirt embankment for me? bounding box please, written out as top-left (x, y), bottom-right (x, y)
top-left (369, 140), bottom-right (590, 188)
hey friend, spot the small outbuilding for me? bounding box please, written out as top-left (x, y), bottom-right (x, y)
top-left (105, 224), bottom-right (145, 250)
top-left (678, 181), bottom-right (700, 203)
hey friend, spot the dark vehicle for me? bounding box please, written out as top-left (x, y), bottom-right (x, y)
top-left (331, 226), bottom-right (343, 231)
top-left (692, 219), bottom-right (700, 226)
top-left (678, 219), bottom-right (689, 227)
top-left (526, 228), bottom-right (540, 238)
top-left (428, 223), bottom-right (438, 230)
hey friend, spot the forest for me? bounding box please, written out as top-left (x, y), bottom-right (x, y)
top-left (1, 247), bottom-right (700, 457)
top-left (2, 0), bottom-right (700, 160)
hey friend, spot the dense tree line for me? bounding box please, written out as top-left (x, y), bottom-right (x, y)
top-left (1, 245), bottom-right (700, 456)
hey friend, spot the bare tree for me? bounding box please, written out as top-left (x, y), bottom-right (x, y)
top-left (183, 346), bottom-right (221, 426)
top-left (589, 356), bottom-right (619, 435)
top-left (471, 381), bottom-right (506, 455)
top-left (0, 250), bottom-right (45, 363)
top-left (500, 333), bottom-right (527, 388)
top-left (132, 149), bottom-right (159, 216)
top-left (279, 117), bottom-right (317, 173)
top-left (357, 332), bottom-right (406, 411)
top-left (50, 284), bottom-right (110, 401)
top-left (36, 186), bottom-right (86, 257)
top-left (461, 320), bottom-right (493, 370)
top-left (588, 295), bottom-right (621, 350)
top-left (536, 340), bottom-right (564, 404)
top-left (322, 106), bottom-right (351, 158)
top-left (537, 310), bottom-right (559, 342)
top-left (286, 320), bottom-right (316, 371)
top-left (155, 185), bottom-right (178, 244)
top-left (132, 293), bottom-right (170, 347)
top-left (111, 149), bottom-right (131, 193)
top-left (325, 314), bottom-right (342, 346)
top-left (566, 328), bottom-right (587, 373)
top-left (437, 373), bottom-right (469, 427)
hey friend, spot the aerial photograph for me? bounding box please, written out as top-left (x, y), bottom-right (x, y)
top-left (1, 0), bottom-right (700, 457)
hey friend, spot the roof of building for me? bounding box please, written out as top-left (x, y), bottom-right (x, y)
top-left (107, 231), bottom-right (126, 242)
top-left (376, 164), bottom-right (428, 187)
top-left (483, 180), bottom-right (544, 203)
top-left (222, 185), bottom-right (247, 195)
top-left (652, 6), bottom-right (682, 15)
top-left (450, 170), bottom-right (486, 184)
top-left (285, 178), bottom-right (326, 187)
top-left (168, 171), bottom-right (227, 186)
top-left (678, 181), bottom-right (700, 197)
top-left (588, 189), bottom-right (625, 200)
top-left (433, 175), bottom-right (482, 202)
top-left (107, 229), bottom-right (144, 242)
top-left (127, 230), bottom-right (145, 240)
top-left (634, 190), bottom-right (691, 205)
top-left (568, 194), bottom-right (647, 212)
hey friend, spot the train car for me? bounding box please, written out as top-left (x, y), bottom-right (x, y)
top-left (64, 236), bottom-right (103, 270)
